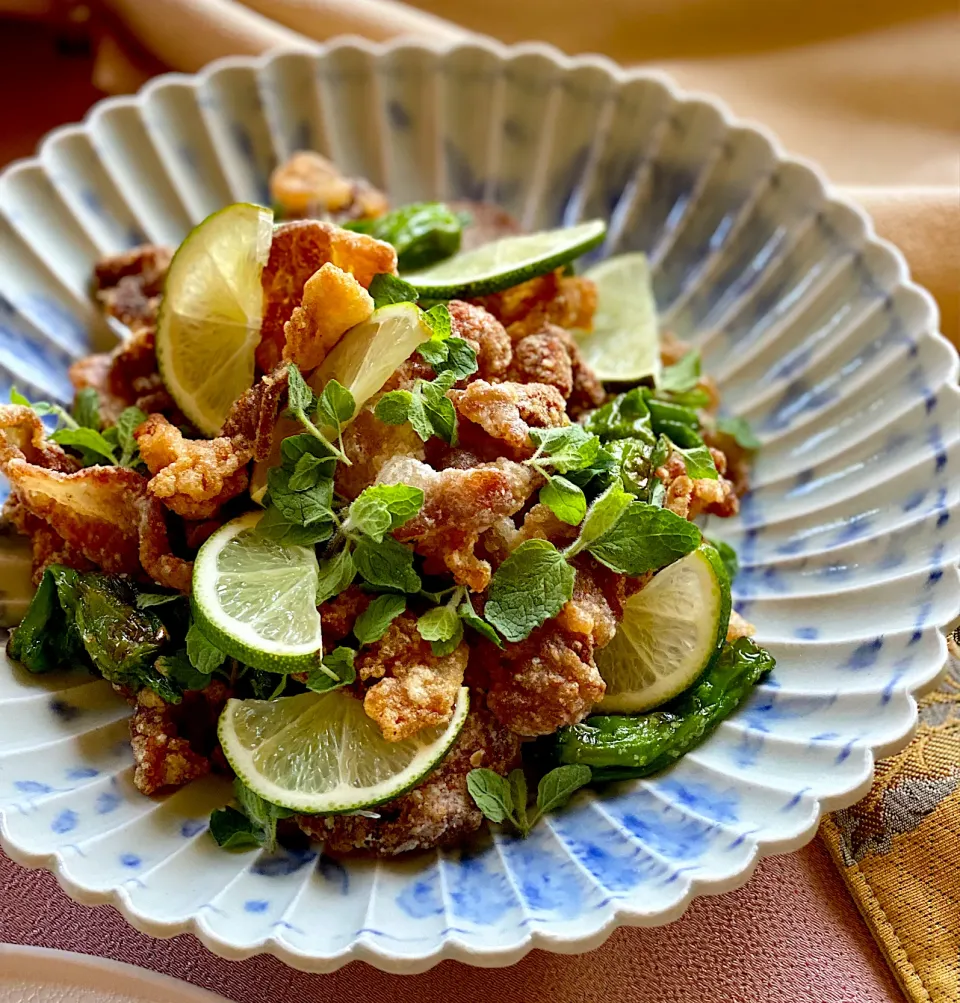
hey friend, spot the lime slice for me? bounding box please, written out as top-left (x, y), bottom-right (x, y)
top-left (573, 252), bottom-right (660, 384)
top-left (156, 203), bottom-right (273, 436)
top-left (596, 545), bottom-right (731, 713)
top-left (190, 510), bottom-right (323, 673)
top-left (218, 686), bottom-right (470, 813)
top-left (403, 219), bottom-right (607, 298)
top-left (249, 301), bottom-right (431, 503)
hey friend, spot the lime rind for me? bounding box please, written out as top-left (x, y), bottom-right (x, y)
top-left (191, 511), bottom-right (323, 673)
top-left (403, 219), bottom-right (606, 298)
top-left (597, 545), bottom-right (731, 713)
top-left (156, 203), bottom-right (273, 436)
top-left (218, 687), bottom-right (470, 814)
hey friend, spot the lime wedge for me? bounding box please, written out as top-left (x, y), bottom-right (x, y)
top-left (249, 301), bottom-right (431, 503)
top-left (156, 203), bottom-right (273, 436)
top-left (403, 219), bottom-right (607, 298)
top-left (596, 545), bottom-right (731, 713)
top-left (574, 252), bottom-right (660, 384)
top-left (190, 511), bottom-right (323, 673)
top-left (218, 686), bottom-right (470, 813)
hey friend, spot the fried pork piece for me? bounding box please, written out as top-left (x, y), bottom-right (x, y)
top-left (317, 586), bottom-right (371, 649)
top-left (258, 220), bottom-right (397, 372)
top-left (471, 269), bottom-right (597, 339)
top-left (377, 455), bottom-right (540, 591)
top-left (282, 262), bottom-right (374, 371)
top-left (136, 414), bottom-right (250, 520)
top-left (218, 365), bottom-right (289, 462)
top-left (137, 495), bottom-right (193, 593)
top-left (269, 151), bottom-right (388, 223)
top-left (335, 404), bottom-right (427, 500)
top-left (299, 702), bottom-right (521, 855)
top-left (129, 680), bottom-right (230, 795)
top-left (486, 558), bottom-right (629, 737)
top-left (449, 379), bottom-right (568, 459)
top-left (481, 502), bottom-right (578, 565)
top-left (93, 245), bottom-right (172, 330)
top-left (507, 323), bottom-right (605, 414)
top-left (727, 609), bottom-right (756, 641)
top-left (447, 300), bottom-right (512, 381)
top-left (656, 448), bottom-right (739, 520)
top-left (0, 405), bottom-right (78, 473)
top-left (358, 614), bottom-right (469, 742)
top-left (3, 496), bottom-right (93, 583)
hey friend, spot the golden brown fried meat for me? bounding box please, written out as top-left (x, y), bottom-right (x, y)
top-left (3, 496), bottom-right (93, 583)
top-left (219, 365), bottom-right (289, 462)
top-left (282, 263), bottom-right (373, 371)
top-left (471, 269), bottom-right (597, 339)
top-left (447, 300), bottom-right (512, 381)
top-left (656, 448), bottom-right (739, 520)
top-left (507, 323), bottom-right (604, 414)
top-left (449, 379), bottom-right (568, 459)
top-left (480, 502), bottom-right (578, 566)
top-left (269, 151), bottom-right (388, 222)
top-left (377, 455), bottom-right (540, 591)
top-left (317, 586), bottom-right (371, 649)
top-left (486, 558), bottom-right (631, 737)
top-left (357, 614), bottom-right (468, 742)
top-left (299, 701), bottom-right (521, 856)
top-left (129, 680), bottom-right (230, 796)
top-left (137, 495), bottom-right (193, 593)
top-left (0, 405), bottom-right (78, 473)
top-left (135, 414), bottom-right (250, 520)
top-left (258, 220), bottom-right (397, 372)
top-left (94, 245), bottom-right (172, 330)
top-left (727, 609), bottom-right (756, 641)
top-left (334, 404), bottom-right (426, 501)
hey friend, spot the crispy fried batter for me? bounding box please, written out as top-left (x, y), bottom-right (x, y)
top-left (471, 270), bottom-right (597, 339)
top-left (0, 405), bottom-right (78, 472)
top-left (94, 245), bottom-right (172, 331)
top-left (258, 220), bottom-right (397, 371)
top-left (657, 448), bottom-right (739, 520)
top-left (447, 300), bottom-right (512, 381)
top-left (727, 609), bottom-right (756, 641)
top-left (335, 404), bottom-right (426, 500)
top-left (282, 263), bottom-right (374, 371)
top-left (219, 366), bottom-right (289, 461)
top-left (509, 329), bottom-right (573, 398)
top-left (486, 558), bottom-right (623, 736)
top-left (317, 585), bottom-right (371, 648)
top-left (358, 614), bottom-right (468, 742)
top-left (135, 414), bottom-right (250, 520)
top-left (137, 495), bottom-right (193, 592)
top-left (377, 455), bottom-right (540, 591)
top-left (3, 495), bottom-right (93, 583)
top-left (481, 502), bottom-right (578, 566)
top-left (299, 701), bottom-right (521, 855)
top-left (269, 151), bottom-right (388, 222)
top-left (449, 379), bottom-right (568, 459)
top-left (2, 459), bottom-right (145, 575)
top-left (129, 680), bottom-right (229, 795)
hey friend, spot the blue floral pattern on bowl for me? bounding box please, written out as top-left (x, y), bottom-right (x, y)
top-left (0, 39), bottom-right (957, 974)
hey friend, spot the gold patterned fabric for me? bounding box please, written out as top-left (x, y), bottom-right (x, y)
top-left (821, 635), bottom-right (960, 1003)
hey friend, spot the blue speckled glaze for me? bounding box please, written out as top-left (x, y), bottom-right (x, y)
top-left (0, 44), bottom-right (956, 972)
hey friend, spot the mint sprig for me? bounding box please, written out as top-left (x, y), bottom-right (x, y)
top-left (466, 764), bottom-right (592, 836)
top-left (375, 369), bottom-right (460, 445)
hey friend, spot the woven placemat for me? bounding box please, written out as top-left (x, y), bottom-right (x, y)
top-left (821, 634), bottom-right (960, 1003)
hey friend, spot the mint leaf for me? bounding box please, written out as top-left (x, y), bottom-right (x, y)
top-left (50, 427), bottom-right (118, 465)
top-left (186, 621), bottom-right (226, 674)
top-left (605, 437), bottom-right (655, 497)
top-left (286, 363), bottom-right (316, 415)
top-left (440, 337), bottom-right (478, 379)
top-left (717, 415), bottom-right (760, 450)
top-left (375, 372), bottom-right (458, 444)
top-left (267, 465), bottom-right (335, 526)
top-left (466, 768), bottom-right (514, 824)
top-left (305, 646), bottom-right (356, 692)
top-left (135, 591), bottom-right (183, 608)
top-left (354, 536), bottom-right (421, 593)
top-left (422, 303), bottom-right (452, 341)
top-left (708, 537), bottom-right (739, 583)
top-left (536, 764), bottom-right (591, 814)
top-left (587, 501), bottom-right (700, 576)
top-left (417, 605), bottom-right (464, 656)
top-left (375, 388), bottom-right (433, 441)
top-left (528, 425), bottom-right (600, 474)
top-left (72, 387), bottom-right (101, 429)
top-left (648, 398), bottom-right (699, 436)
top-left (508, 768), bottom-right (529, 834)
top-left (458, 599), bottom-right (502, 647)
top-left (348, 483), bottom-right (424, 542)
top-left (209, 806), bottom-right (263, 850)
top-left (485, 539), bottom-right (575, 642)
top-left (280, 433), bottom-right (337, 469)
top-left (231, 779), bottom-right (294, 851)
top-left (420, 375), bottom-right (458, 444)
top-left (672, 441), bottom-right (718, 480)
top-left (287, 452), bottom-right (329, 491)
top-left (565, 482), bottom-right (632, 558)
top-left (354, 594), bottom-right (406, 645)
top-left (317, 379), bottom-right (355, 428)
top-left (156, 651), bottom-right (209, 693)
top-left (582, 388), bottom-right (654, 442)
top-left (369, 272), bottom-right (418, 309)
top-left (316, 547), bottom-right (357, 605)
top-left (540, 476), bottom-right (587, 525)
top-left (115, 406), bottom-right (147, 467)
top-left (657, 350), bottom-right (700, 393)
top-left (257, 505), bottom-right (334, 546)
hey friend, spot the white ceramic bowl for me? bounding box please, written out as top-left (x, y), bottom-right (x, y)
top-left (0, 38), bottom-right (957, 975)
